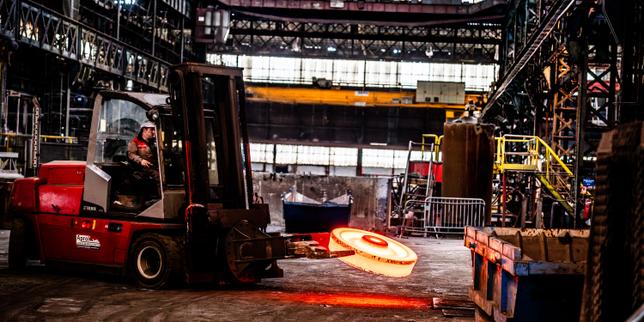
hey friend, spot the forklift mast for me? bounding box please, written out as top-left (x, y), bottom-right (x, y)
top-left (169, 63), bottom-right (253, 211)
top-left (167, 63), bottom-right (279, 282)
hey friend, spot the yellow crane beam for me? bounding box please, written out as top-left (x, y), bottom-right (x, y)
top-left (246, 86), bottom-right (483, 110)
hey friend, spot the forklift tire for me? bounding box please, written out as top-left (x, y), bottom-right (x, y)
top-left (8, 218), bottom-right (27, 270)
top-left (130, 233), bottom-right (181, 289)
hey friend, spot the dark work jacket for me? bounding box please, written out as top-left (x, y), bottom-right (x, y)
top-left (127, 137), bottom-right (156, 166)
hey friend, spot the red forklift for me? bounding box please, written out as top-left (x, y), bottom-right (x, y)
top-left (6, 63), bottom-right (346, 288)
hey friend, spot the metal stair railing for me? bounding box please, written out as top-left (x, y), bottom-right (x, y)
top-left (496, 134), bottom-right (575, 214)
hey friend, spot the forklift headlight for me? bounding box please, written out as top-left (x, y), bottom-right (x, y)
top-left (147, 108), bottom-right (160, 122)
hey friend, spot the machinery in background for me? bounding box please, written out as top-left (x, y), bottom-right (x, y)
top-left (388, 111), bottom-right (496, 237)
top-left (388, 128), bottom-right (584, 235)
top-left (4, 63), bottom-right (351, 288)
top-left (415, 81), bottom-right (465, 105)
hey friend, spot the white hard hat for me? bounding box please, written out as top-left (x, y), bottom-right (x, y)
top-left (140, 121), bottom-right (156, 129)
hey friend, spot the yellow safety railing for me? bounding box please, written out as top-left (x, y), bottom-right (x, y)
top-left (421, 134), bottom-right (443, 161)
top-left (494, 135), bottom-right (572, 174)
top-left (494, 134), bottom-right (574, 213)
top-left (0, 132), bottom-right (78, 144)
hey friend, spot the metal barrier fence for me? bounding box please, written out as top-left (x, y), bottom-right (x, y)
top-left (402, 196), bottom-right (485, 235)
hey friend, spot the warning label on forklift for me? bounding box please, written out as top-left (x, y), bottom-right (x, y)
top-left (75, 234), bottom-right (101, 250)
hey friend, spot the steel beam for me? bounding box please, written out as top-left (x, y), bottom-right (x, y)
top-left (0, 0), bottom-right (171, 91)
top-left (215, 17), bottom-right (501, 63)
top-left (217, 0), bottom-right (507, 17)
top-left (481, 0), bottom-right (576, 117)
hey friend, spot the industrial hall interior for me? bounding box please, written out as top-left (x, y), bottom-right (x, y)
top-left (0, 0), bottom-right (642, 321)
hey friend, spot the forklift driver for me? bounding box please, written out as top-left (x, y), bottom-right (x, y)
top-left (128, 121), bottom-right (158, 175)
top-left (127, 121), bottom-right (160, 206)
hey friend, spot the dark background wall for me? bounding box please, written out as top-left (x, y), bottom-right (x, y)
top-left (246, 102), bottom-right (446, 148)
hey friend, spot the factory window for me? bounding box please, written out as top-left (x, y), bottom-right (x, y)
top-left (365, 60), bottom-right (398, 88)
top-left (250, 143), bottom-right (443, 174)
top-left (296, 145), bottom-right (330, 165)
top-left (275, 144), bottom-right (297, 164)
top-left (250, 144), bottom-right (360, 168)
top-left (362, 149), bottom-right (395, 168)
top-left (410, 150), bottom-right (436, 162)
top-left (269, 57), bottom-right (302, 84)
top-left (301, 58), bottom-right (334, 84)
top-left (250, 143), bottom-right (273, 163)
top-left (393, 150), bottom-right (409, 169)
top-left (333, 60), bottom-right (365, 87)
top-left (239, 55), bottom-right (270, 82)
top-left (209, 54), bottom-right (497, 92)
top-left (410, 151), bottom-right (423, 162)
top-left (429, 63), bottom-right (462, 83)
top-left (220, 54), bottom-right (238, 66)
top-left (399, 61), bottom-right (430, 88)
top-left (330, 147), bottom-right (358, 166)
top-left (466, 64), bottom-right (497, 92)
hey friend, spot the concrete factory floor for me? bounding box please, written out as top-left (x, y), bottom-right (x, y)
top-left (0, 237), bottom-right (473, 321)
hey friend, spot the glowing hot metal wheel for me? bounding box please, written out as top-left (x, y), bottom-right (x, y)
top-left (329, 227), bottom-right (417, 277)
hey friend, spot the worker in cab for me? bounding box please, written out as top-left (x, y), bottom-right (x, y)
top-left (128, 121), bottom-right (159, 176)
top-left (127, 121), bottom-right (160, 206)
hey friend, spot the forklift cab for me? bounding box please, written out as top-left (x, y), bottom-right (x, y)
top-left (82, 91), bottom-right (181, 218)
top-left (82, 64), bottom-right (256, 225)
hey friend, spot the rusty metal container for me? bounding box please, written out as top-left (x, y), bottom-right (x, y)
top-left (465, 227), bottom-right (589, 322)
top-left (442, 121), bottom-right (495, 223)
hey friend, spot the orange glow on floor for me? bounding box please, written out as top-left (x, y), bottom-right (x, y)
top-left (269, 291), bottom-right (430, 309)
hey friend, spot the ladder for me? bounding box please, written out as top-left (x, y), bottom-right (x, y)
top-left (494, 135), bottom-right (575, 214)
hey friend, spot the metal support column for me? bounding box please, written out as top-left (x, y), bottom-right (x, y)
top-left (180, 17), bottom-right (185, 62)
top-left (549, 48), bottom-right (577, 165)
top-left (152, 0), bottom-right (157, 56)
top-left (116, 2), bottom-right (121, 40)
top-left (0, 44), bottom-right (10, 133)
top-left (573, 43), bottom-right (588, 227)
top-left (64, 71), bottom-right (70, 137)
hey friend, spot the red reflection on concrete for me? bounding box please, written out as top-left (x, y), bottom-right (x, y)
top-left (269, 291), bottom-right (430, 309)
